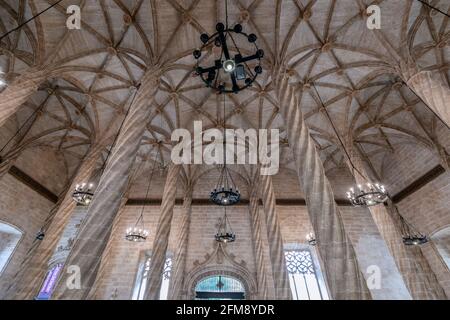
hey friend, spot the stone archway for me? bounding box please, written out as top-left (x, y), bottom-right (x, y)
top-left (186, 266), bottom-right (255, 300)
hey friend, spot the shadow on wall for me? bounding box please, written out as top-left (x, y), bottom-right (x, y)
top-left (431, 226), bottom-right (450, 270)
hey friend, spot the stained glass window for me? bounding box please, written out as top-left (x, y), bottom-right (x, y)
top-left (36, 263), bottom-right (63, 300)
top-left (195, 275), bottom-right (245, 300)
top-left (285, 249), bottom-right (329, 300)
top-left (132, 253), bottom-right (172, 300)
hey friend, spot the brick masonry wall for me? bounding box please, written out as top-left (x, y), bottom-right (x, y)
top-left (0, 173), bottom-right (54, 296)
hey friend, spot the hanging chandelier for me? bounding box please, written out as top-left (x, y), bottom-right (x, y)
top-left (403, 234), bottom-right (428, 246)
top-left (306, 232), bottom-right (316, 246)
top-left (125, 155), bottom-right (156, 242)
top-left (72, 183), bottom-right (94, 206)
top-left (215, 209), bottom-right (236, 243)
top-left (210, 165), bottom-right (241, 206)
top-left (193, 1), bottom-right (263, 93)
top-left (312, 84), bottom-right (389, 208)
top-left (396, 207), bottom-right (428, 246)
top-left (346, 183), bottom-right (388, 207)
top-left (125, 220), bottom-right (149, 242)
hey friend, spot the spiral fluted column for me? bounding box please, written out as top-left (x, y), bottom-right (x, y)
top-left (249, 177), bottom-right (271, 299)
top-left (348, 145), bottom-right (445, 299)
top-left (52, 70), bottom-right (161, 300)
top-left (259, 173), bottom-right (292, 300)
top-left (406, 70), bottom-right (450, 128)
top-left (275, 71), bottom-right (370, 299)
top-left (144, 164), bottom-right (180, 300)
top-left (2, 143), bottom-right (103, 300)
top-left (168, 187), bottom-right (193, 300)
top-left (0, 67), bottom-right (50, 127)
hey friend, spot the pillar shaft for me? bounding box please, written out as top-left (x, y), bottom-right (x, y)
top-left (276, 72), bottom-right (370, 299)
top-left (168, 187), bottom-right (193, 300)
top-left (348, 146), bottom-right (446, 299)
top-left (87, 159), bottom-right (146, 299)
top-left (259, 173), bottom-right (292, 300)
top-left (0, 67), bottom-right (49, 127)
top-left (52, 70), bottom-right (160, 299)
top-left (249, 179), bottom-right (271, 299)
top-left (407, 71), bottom-right (450, 128)
top-left (144, 164), bottom-right (180, 300)
top-left (3, 143), bottom-right (103, 299)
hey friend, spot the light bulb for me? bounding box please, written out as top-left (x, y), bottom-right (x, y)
top-left (223, 59), bottom-right (236, 73)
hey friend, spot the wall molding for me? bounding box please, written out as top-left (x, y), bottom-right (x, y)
top-left (6, 164), bottom-right (446, 208)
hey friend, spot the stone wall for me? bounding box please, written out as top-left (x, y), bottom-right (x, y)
top-left (0, 174), bottom-right (54, 296)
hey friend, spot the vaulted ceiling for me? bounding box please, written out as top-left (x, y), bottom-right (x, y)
top-left (0, 0), bottom-right (449, 196)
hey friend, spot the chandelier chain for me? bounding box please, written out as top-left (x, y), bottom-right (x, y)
top-left (311, 83), bottom-right (369, 182)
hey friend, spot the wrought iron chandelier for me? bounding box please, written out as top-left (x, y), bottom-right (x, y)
top-left (306, 232), bottom-right (316, 246)
top-left (215, 208), bottom-right (236, 243)
top-left (72, 183), bottom-right (94, 206)
top-left (193, 0), bottom-right (263, 93)
top-left (210, 93), bottom-right (241, 206)
top-left (312, 84), bottom-right (388, 207)
top-left (346, 183), bottom-right (388, 207)
top-left (210, 165), bottom-right (241, 206)
top-left (395, 206), bottom-right (428, 246)
top-left (125, 155), bottom-right (156, 242)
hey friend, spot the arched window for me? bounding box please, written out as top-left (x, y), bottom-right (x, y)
top-left (195, 275), bottom-right (245, 300)
top-left (284, 245), bottom-right (329, 300)
top-left (132, 251), bottom-right (172, 300)
top-left (0, 221), bottom-right (22, 276)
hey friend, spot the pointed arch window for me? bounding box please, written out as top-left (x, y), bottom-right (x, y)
top-left (132, 252), bottom-right (172, 300)
top-left (0, 222), bottom-right (22, 276)
top-left (284, 245), bottom-right (329, 300)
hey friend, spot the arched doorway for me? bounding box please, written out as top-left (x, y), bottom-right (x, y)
top-left (195, 275), bottom-right (246, 300)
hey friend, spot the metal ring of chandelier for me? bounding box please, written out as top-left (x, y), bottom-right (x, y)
top-left (210, 187), bottom-right (241, 206)
top-left (72, 183), bottom-right (94, 206)
top-left (346, 183), bottom-right (388, 207)
top-left (193, 23), bottom-right (264, 94)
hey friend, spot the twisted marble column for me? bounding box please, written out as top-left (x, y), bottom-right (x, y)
top-left (249, 178), bottom-right (271, 299)
top-left (259, 173), bottom-right (292, 300)
top-left (168, 186), bottom-right (193, 300)
top-left (275, 71), bottom-right (370, 299)
top-left (347, 146), bottom-right (446, 299)
top-left (406, 70), bottom-right (450, 128)
top-left (0, 67), bottom-right (50, 127)
top-left (144, 164), bottom-right (181, 300)
top-left (52, 70), bottom-right (161, 299)
top-left (3, 143), bottom-right (103, 300)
